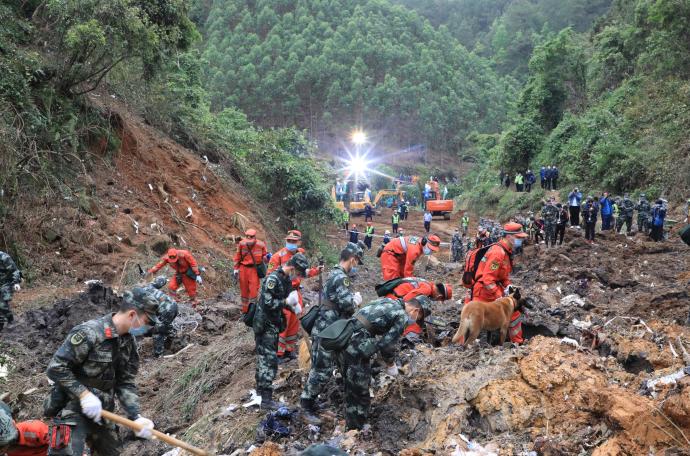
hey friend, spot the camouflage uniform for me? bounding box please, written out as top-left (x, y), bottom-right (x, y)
top-left (541, 203), bottom-right (559, 247)
top-left (44, 315), bottom-right (142, 456)
top-left (140, 284), bottom-right (178, 357)
top-left (635, 196), bottom-right (652, 234)
top-left (616, 197), bottom-right (635, 234)
top-left (451, 233), bottom-right (464, 262)
top-left (341, 298), bottom-right (407, 429)
top-left (301, 266), bottom-right (356, 402)
top-left (253, 268), bottom-right (292, 393)
top-left (0, 251), bottom-right (21, 330)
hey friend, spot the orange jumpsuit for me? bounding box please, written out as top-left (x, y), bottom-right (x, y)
top-left (380, 236), bottom-right (424, 280)
top-left (468, 239), bottom-right (523, 343)
top-left (7, 420), bottom-right (49, 456)
top-left (149, 250), bottom-right (201, 300)
top-left (268, 247), bottom-right (319, 356)
top-left (386, 278), bottom-right (437, 337)
top-left (233, 238), bottom-right (267, 313)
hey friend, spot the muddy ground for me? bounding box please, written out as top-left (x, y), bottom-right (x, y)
top-left (2, 223), bottom-right (690, 456)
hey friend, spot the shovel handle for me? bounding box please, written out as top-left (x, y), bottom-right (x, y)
top-left (100, 410), bottom-right (210, 456)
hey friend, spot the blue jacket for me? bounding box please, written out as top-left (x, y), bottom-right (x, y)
top-left (540, 167), bottom-right (546, 179)
top-left (552, 167), bottom-right (559, 178)
top-left (568, 191), bottom-right (582, 207)
top-left (545, 168), bottom-right (553, 179)
top-left (652, 205), bottom-right (666, 226)
top-left (525, 171), bottom-right (536, 184)
top-left (599, 196), bottom-right (612, 216)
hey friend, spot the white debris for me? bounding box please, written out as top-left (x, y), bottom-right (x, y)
top-left (83, 279), bottom-right (103, 287)
top-left (560, 294), bottom-right (585, 307)
top-left (242, 389), bottom-right (261, 408)
top-left (572, 318), bottom-right (592, 330)
top-left (560, 337), bottom-right (580, 348)
top-left (219, 404), bottom-right (239, 417)
top-left (160, 449), bottom-right (181, 456)
top-left (645, 367), bottom-right (690, 392)
top-left (186, 207), bottom-right (193, 219)
top-left (148, 183), bottom-right (153, 191)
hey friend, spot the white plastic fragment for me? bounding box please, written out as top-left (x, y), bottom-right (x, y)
top-left (242, 389), bottom-right (261, 408)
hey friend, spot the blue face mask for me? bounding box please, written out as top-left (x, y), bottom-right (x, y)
top-left (285, 242), bottom-right (298, 252)
top-left (407, 315), bottom-right (417, 325)
top-left (423, 246), bottom-right (432, 255)
top-left (514, 238), bottom-right (523, 249)
top-left (350, 266), bottom-right (358, 274)
top-left (130, 314), bottom-right (152, 337)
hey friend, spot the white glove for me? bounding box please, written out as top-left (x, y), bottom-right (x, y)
top-left (196, 276), bottom-right (203, 284)
top-left (233, 269), bottom-right (239, 278)
top-left (385, 364), bottom-right (399, 377)
top-left (353, 292), bottom-right (363, 307)
top-left (79, 391), bottom-right (102, 423)
top-left (134, 416), bottom-right (154, 439)
top-left (286, 290), bottom-right (299, 307)
top-left (293, 301), bottom-right (303, 315)
top-left (13, 284), bottom-right (20, 292)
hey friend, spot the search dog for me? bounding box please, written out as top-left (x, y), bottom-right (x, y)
top-left (452, 287), bottom-right (529, 346)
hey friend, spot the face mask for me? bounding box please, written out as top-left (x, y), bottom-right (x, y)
top-left (130, 314), bottom-right (151, 336)
top-left (423, 246), bottom-right (432, 255)
top-left (350, 266), bottom-right (358, 274)
top-left (407, 315), bottom-right (417, 325)
top-left (514, 238), bottom-right (523, 249)
top-left (285, 242), bottom-right (298, 252)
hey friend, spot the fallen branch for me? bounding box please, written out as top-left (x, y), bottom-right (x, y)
top-left (163, 343), bottom-right (195, 359)
top-left (655, 406), bottom-right (690, 447)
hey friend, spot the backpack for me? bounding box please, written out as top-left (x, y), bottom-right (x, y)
top-left (374, 277), bottom-right (422, 297)
top-left (462, 243), bottom-right (510, 289)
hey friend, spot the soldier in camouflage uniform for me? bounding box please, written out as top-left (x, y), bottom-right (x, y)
top-left (300, 243), bottom-right (364, 423)
top-left (339, 296), bottom-right (430, 430)
top-left (541, 198), bottom-right (559, 247)
top-left (616, 194), bottom-right (635, 235)
top-left (44, 288), bottom-right (159, 455)
top-left (0, 251), bottom-right (21, 331)
top-left (253, 253), bottom-right (308, 410)
top-left (451, 229), bottom-right (464, 262)
top-left (140, 277), bottom-right (179, 357)
top-left (635, 193), bottom-right (652, 235)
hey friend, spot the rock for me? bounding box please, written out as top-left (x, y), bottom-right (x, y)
top-left (42, 227), bottom-right (61, 243)
top-left (77, 193), bottom-right (98, 216)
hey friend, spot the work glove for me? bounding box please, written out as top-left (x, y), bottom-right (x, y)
top-left (133, 416), bottom-right (154, 439)
top-left (353, 292), bottom-right (363, 307)
top-left (13, 284), bottom-right (20, 292)
top-left (286, 291), bottom-right (300, 313)
top-left (385, 363), bottom-right (399, 377)
top-left (233, 269), bottom-right (239, 280)
top-left (196, 276), bottom-right (203, 284)
top-left (79, 391), bottom-right (102, 423)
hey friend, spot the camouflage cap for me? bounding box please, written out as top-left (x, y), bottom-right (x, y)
top-left (123, 288), bottom-right (160, 325)
top-left (0, 401), bottom-right (18, 447)
top-left (408, 295), bottom-right (432, 321)
top-left (288, 252), bottom-right (309, 274)
top-left (342, 242), bottom-right (364, 264)
top-left (151, 276), bottom-right (167, 289)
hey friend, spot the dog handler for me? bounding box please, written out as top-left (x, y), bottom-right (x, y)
top-left (471, 222), bottom-right (528, 343)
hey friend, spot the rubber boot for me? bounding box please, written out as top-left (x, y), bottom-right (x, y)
top-left (259, 389), bottom-right (281, 411)
top-left (300, 398), bottom-right (322, 425)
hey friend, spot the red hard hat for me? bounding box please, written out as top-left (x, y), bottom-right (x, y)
top-left (426, 234), bottom-right (441, 251)
top-left (245, 228), bottom-right (257, 237)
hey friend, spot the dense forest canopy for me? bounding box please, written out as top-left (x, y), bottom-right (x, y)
top-left (193, 0), bottom-right (516, 153)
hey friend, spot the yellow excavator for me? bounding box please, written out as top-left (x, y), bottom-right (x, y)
top-left (373, 189), bottom-right (406, 209)
top-left (332, 185), bottom-right (371, 215)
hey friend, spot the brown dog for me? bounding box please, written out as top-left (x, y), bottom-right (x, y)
top-left (452, 289), bottom-right (527, 346)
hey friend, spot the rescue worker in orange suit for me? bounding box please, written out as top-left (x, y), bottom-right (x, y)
top-left (267, 230), bottom-right (323, 362)
top-left (468, 222), bottom-right (527, 343)
top-left (147, 248), bottom-right (202, 307)
top-left (385, 279), bottom-right (452, 338)
top-left (380, 234), bottom-right (441, 280)
top-left (0, 401), bottom-right (49, 456)
top-left (233, 229), bottom-right (268, 314)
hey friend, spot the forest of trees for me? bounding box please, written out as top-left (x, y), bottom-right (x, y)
top-left (193, 0), bottom-right (516, 152)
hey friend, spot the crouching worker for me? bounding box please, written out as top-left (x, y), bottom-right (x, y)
top-left (139, 277), bottom-right (179, 357)
top-left (319, 296), bottom-right (431, 430)
top-left (43, 289), bottom-right (158, 456)
top-left (0, 401), bottom-right (49, 456)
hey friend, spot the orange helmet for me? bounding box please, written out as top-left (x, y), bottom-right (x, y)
top-left (166, 248), bottom-right (178, 260)
top-left (285, 230), bottom-right (302, 241)
top-left (436, 282), bottom-right (452, 300)
top-left (503, 222), bottom-right (528, 239)
top-left (426, 234), bottom-right (441, 251)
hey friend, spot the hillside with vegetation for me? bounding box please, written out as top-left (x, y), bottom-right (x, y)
top-left (464, 0), bottom-right (690, 209)
top-left (192, 0), bottom-right (516, 152)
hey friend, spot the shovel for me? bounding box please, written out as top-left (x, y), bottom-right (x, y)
top-left (101, 410), bottom-right (211, 456)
